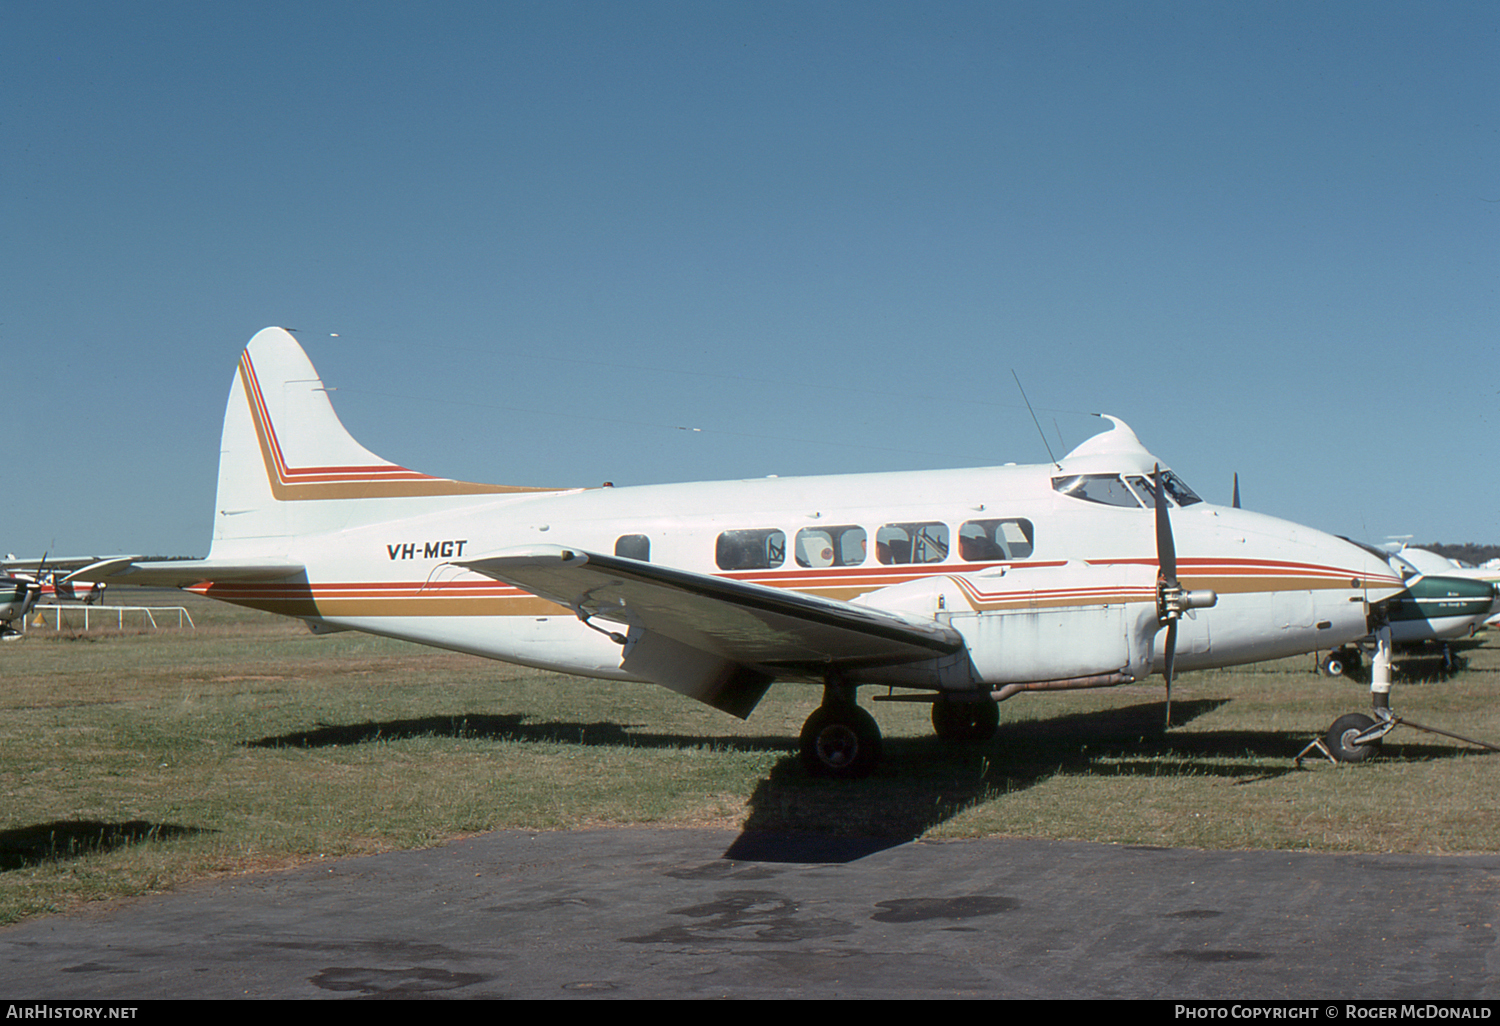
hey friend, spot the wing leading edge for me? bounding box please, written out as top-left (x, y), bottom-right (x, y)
top-left (458, 545), bottom-right (964, 717)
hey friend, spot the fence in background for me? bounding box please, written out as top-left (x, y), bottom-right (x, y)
top-left (25, 603), bottom-right (195, 631)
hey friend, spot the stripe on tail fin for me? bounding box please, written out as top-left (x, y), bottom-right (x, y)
top-left (214, 327), bottom-right (555, 545)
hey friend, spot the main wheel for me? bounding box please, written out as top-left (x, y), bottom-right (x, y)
top-left (931, 699), bottom-right (999, 742)
top-left (1325, 712), bottom-right (1381, 763)
top-left (800, 703), bottom-right (882, 779)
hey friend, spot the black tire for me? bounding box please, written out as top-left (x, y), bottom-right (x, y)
top-left (931, 699), bottom-right (999, 742)
top-left (800, 703), bottom-right (882, 779)
top-left (1325, 713), bottom-right (1381, 763)
top-left (1339, 648), bottom-right (1364, 675)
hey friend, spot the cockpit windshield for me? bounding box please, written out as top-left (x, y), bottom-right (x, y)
top-left (1053, 470), bottom-right (1203, 508)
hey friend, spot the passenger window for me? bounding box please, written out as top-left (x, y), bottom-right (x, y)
top-left (795, 525), bottom-right (867, 568)
top-left (1051, 474), bottom-right (1141, 508)
top-left (876, 522), bottom-right (949, 565)
top-left (959, 519), bottom-right (1035, 561)
top-left (614, 534), bottom-right (650, 561)
top-left (716, 528), bottom-right (787, 571)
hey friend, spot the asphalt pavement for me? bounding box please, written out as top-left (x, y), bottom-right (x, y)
top-left (2, 829), bottom-right (1497, 999)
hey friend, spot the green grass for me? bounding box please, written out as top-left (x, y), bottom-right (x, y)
top-left (3, 588), bottom-right (1497, 925)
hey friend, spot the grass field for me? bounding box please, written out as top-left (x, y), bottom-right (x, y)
top-left (3, 589), bottom-right (1497, 925)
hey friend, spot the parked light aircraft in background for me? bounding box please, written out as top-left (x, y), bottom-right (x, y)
top-left (0, 571), bottom-right (41, 639)
top-left (2, 554), bottom-right (113, 638)
top-left (3, 556), bottom-right (110, 606)
top-left (1312, 544), bottom-right (1499, 678)
top-left (71, 328), bottom-right (1408, 777)
top-left (1381, 545), bottom-right (1500, 627)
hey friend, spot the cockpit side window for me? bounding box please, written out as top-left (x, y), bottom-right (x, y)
top-left (1125, 476), bottom-right (1158, 508)
top-left (1160, 470), bottom-right (1202, 507)
top-left (1051, 474), bottom-right (1141, 508)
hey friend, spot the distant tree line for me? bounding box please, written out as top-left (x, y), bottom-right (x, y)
top-left (1419, 543), bottom-right (1500, 566)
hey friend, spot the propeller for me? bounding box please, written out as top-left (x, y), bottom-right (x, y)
top-left (1232, 473), bottom-right (1240, 509)
top-left (1153, 467), bottom-right (1218, 728)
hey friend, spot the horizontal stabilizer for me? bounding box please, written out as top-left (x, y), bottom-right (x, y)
top-left (65, 557), bottom-right (306, 589)
top-left (2, 555), bottom-right (134, 574)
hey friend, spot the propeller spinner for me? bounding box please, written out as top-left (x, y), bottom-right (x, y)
top-left (1153, 466), bottom-right (1218, 727)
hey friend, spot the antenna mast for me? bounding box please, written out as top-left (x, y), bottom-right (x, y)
top-left (1011, 370), bottom-right (1059, 469)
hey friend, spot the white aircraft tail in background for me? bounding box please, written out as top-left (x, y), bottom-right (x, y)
top-left (75, 328), bottom-right (1408, 777)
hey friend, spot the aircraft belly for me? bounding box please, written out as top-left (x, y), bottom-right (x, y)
top-left (318, 615), bottom-right (641, 680)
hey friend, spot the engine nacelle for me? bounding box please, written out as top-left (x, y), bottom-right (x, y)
top-left (853, 561), bottom-right (1161, 691)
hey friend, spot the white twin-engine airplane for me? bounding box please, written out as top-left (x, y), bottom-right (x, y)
top-left (73, 328), bottom-right (1406, 778)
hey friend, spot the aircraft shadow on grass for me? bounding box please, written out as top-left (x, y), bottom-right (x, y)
top-left (0, 820), bottom-right (209, 872)
top-left (244, 698), bottom-right (1479, 863)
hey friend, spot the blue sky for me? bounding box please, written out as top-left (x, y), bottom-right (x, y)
top-left (4, 0), bottom-right (1496, 559)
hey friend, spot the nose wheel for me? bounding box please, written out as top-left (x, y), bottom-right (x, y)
top-left (1323, 712), bottom-right (1385, 762)
top-left (1298, 705), bottom-right (1500, 766)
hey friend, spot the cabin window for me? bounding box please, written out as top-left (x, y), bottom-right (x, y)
top-left (876, 522), bottom-right (949, 565)
top-left (795, 525), bottom-right (867, 568)
top-left (716, 528), bottom-right (786, 571)
top-left (1051, 474), bottom-right (1140, 508)
top-left (614, 534), bottom-right (650, 561)
top-left (958, 518), bottom-right (1035, 561)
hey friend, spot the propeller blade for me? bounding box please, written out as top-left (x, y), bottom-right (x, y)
top-left (1153, 465), bottom-right (1176, 586)
top-left (1153, 466), bottom-right (1178, 729)
top-left (1163, 620), bottom-right (1177, 728)
top-left (1232, 473), bottom-right (1240, 509)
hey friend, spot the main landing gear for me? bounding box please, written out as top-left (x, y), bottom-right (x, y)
top-left (798, 677), bottom-right (1002, 779)
top-left (799, 682), bottom-right (883, 780)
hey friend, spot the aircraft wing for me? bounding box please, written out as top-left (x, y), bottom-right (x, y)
top-left (63, 557), bottom-right (306, 588)
top-left (458, 545), bottom-right (964, 717)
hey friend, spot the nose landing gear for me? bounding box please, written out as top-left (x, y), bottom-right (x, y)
top-left (1299, 627), bottom-right (1500, 765)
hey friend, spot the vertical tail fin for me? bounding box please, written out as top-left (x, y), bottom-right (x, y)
top-left (211, 327), bottom-right (546, 552)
